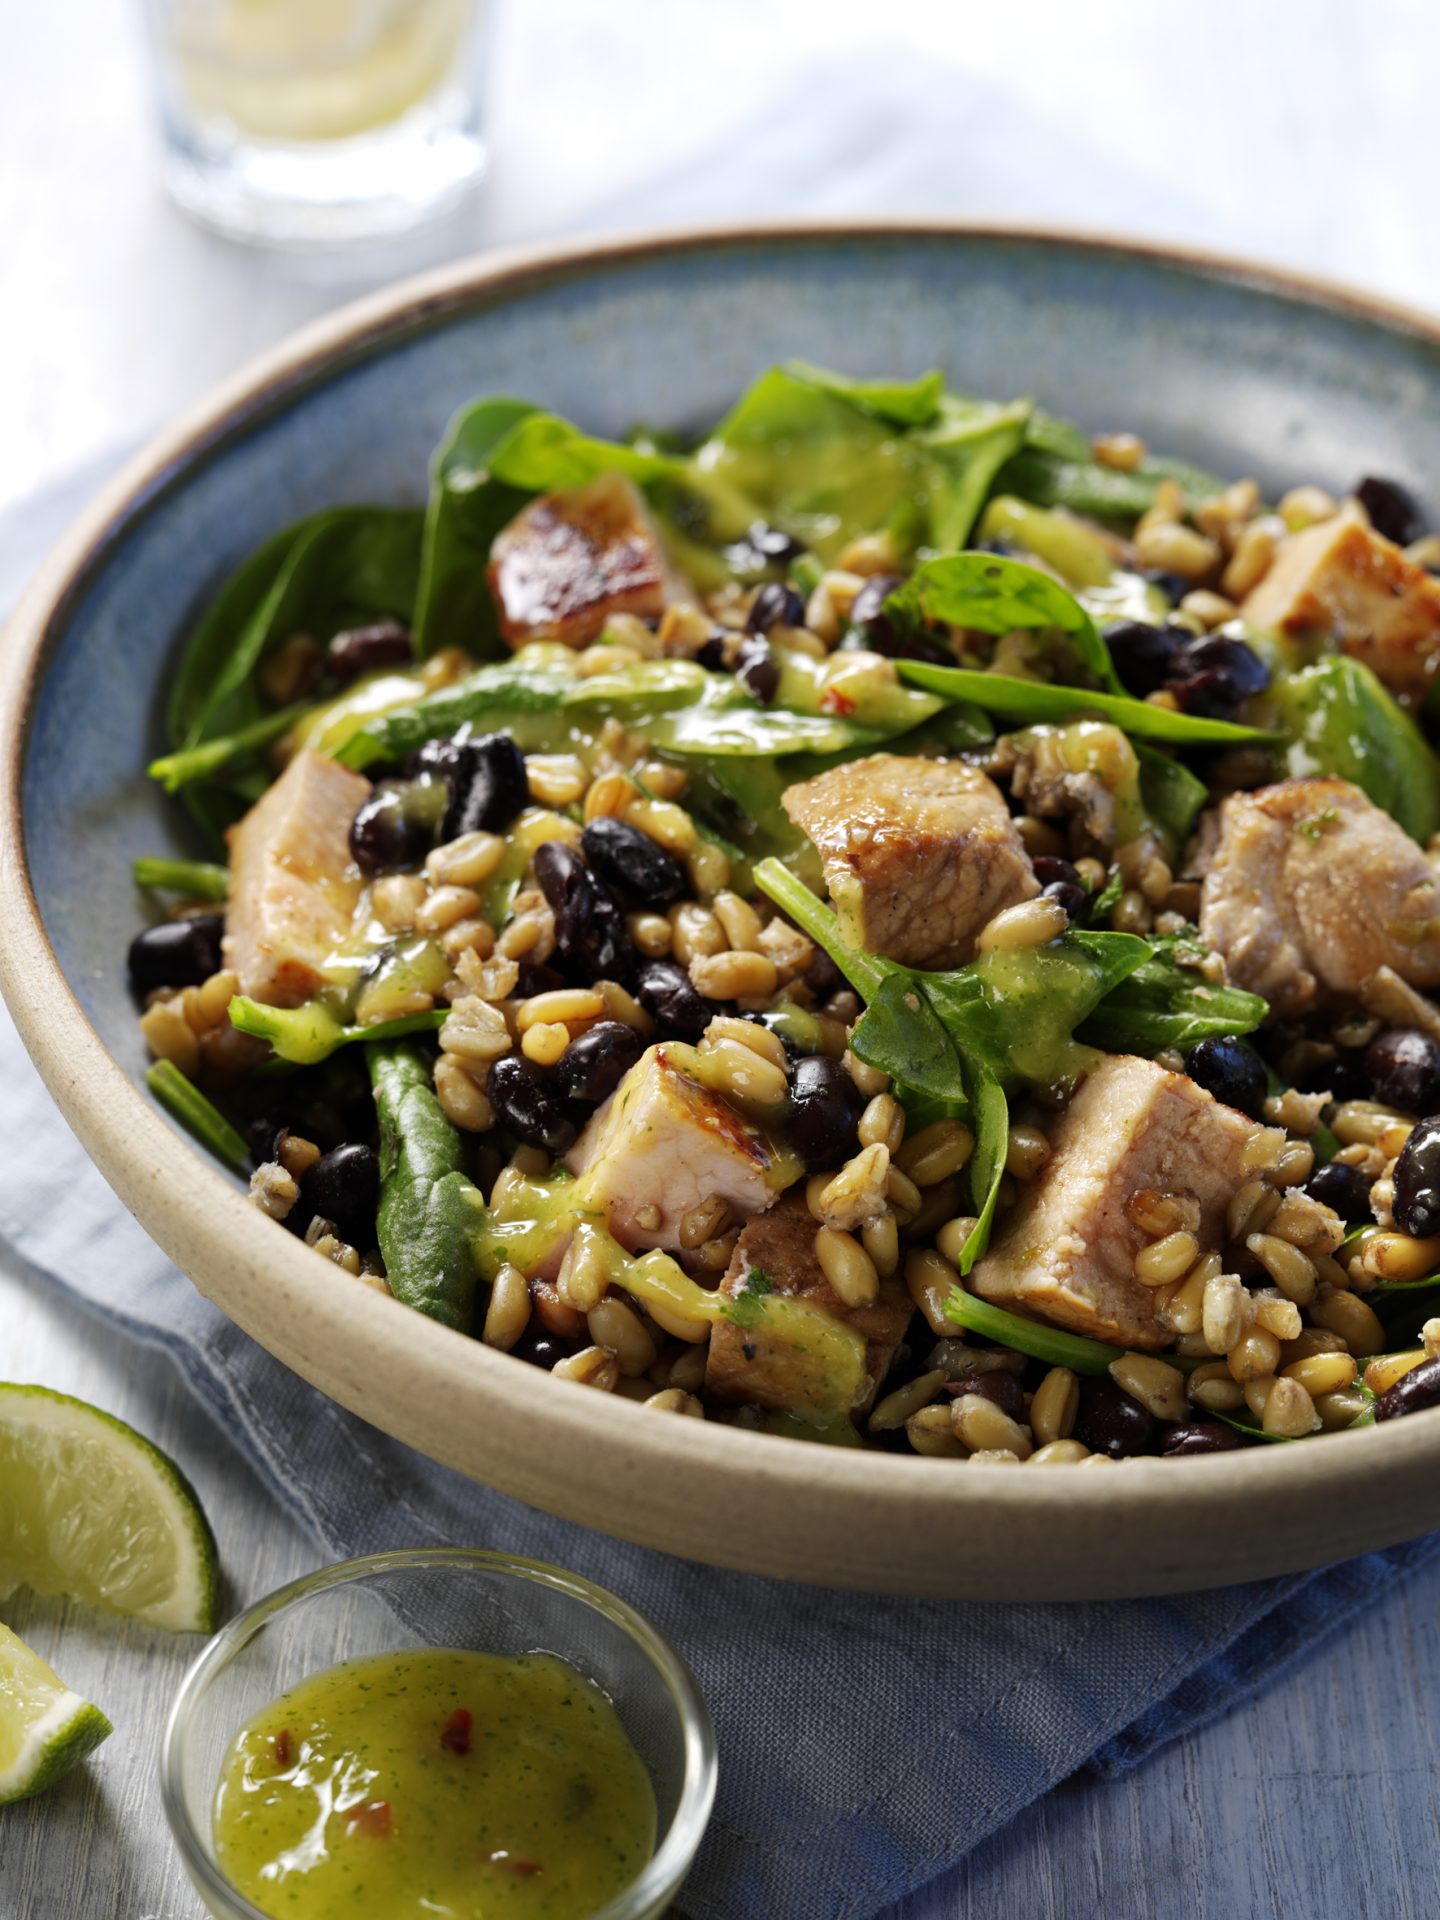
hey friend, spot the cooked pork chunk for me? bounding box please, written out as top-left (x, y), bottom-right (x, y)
top-left (1198, 778), bottom-right (1440, 1017)
top-left (781, 755), bottom-right (1037, 969)
top-left (705, 1192), bottom-right (911, 1412)
top-left (1241, 509), bottom-right (1440, 705)
top-left (970, 1055), bottom-right (1261, 1350)
top-left (564, 1044), bottom-right (799, 1252)
top-left (223, 749), bottom-right (369, 1007)
top-left (488, 472), bottom-right (672, 649)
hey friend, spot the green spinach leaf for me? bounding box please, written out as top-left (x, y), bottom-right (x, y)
top-left (369, 1040), bottom-right (484, 1333)
top-left (995, 409), bottom-right (1227, 523)
top-left (1078, 934), bottom-right (1268, 1053)
top-left (1267, 653), bottom-right (1440, 844)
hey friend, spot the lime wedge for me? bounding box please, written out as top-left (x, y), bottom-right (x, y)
top-left (0, 1623), bottom-right (112, 1805)
top-left (0, 1385), bottom-right (218, 1633)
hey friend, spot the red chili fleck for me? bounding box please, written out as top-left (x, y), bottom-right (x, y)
top-left (272, 1730), bottom-right (293, 1770)
top-left (346, 1800), bottom-right (392, 1837)
top-left (818, 688), bottom-right (856, 716)
top-left (488, 1851), bottom-right (543, 1877)
top-left (440, 1707), bottom-right (473, 1755)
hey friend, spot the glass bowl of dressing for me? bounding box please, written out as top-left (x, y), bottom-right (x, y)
top-left (160, 1548), bottom-right (716, 1920)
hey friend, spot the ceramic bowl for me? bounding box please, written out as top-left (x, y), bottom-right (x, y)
top-left (5, 223), bottom-right (1440, 1600)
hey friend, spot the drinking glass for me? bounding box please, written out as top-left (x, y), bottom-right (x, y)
top-left (138, 0), bottom-right (490, 246)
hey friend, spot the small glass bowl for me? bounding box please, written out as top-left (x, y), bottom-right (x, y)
top-left (160, 1548), bottom-right (716, 1920)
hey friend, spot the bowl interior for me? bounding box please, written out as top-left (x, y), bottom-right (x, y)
top-left (161, 1549), bottom-right (715, 1920)
top-left (25, 229), bottom-right (1440, 1120)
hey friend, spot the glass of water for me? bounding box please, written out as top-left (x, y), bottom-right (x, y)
top-left (139, 0), bottom-right (490, 247)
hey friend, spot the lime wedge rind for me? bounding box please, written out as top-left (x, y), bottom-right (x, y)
top-left (0, 1384), bottom-right (219, 1634)
top-left (0, 1625), bottom-right (113, 1806)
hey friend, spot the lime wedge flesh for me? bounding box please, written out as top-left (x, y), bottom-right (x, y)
top-left (0, 1623), bottom-right (112, 1805)
top-left (0, 1384), bottom-right (218, 1633)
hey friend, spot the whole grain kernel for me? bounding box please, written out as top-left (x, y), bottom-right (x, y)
top-left (1005, 1123), bottom-right (1050, 1181)
top-left (952, 1393), bottom-right (1032, 1460)
top-left (1281, 1351), bottom-right (1356, 1397)
top-left (858, 1093), bottom-right (906, 1153)
top-left (869, 1368), bottom-right (946, 1432)
top-left (416, 885), bottom-right (482, 936)
top-left (516, 988), bottom-right (606, 1033)
top-left (1126, 1188), bottom-right (1201, 1237)
top-left (814, 1225), bottom-right (880, 1308)
top-left (551, 1345), bottom-right (621, 1392)
top-left (1263, 1376), bottom-right (1319, 1437)
top-left (702, 1014), bottom-right (786, 1070)
top-left (426, 832), bottom-right (505, 889)
top-left (843, 1049), bottom-right (890, 1098)
top-left (819, 1144), bottom-right (891, 1230)
top-left (1135, 1230), bottom-right (1201, 1287)
top-left (434, 1053), bottom-right (494, 1132)
top-left (1030, 1367), bottom-right (1080, 1444)
top-left (1028, 1439), bottom-right (1091, 1465)
top-left (701, 1037), bottom-right (788, 1112)
top-left (1109, 1353), bottom-right (1188, 1423)
top-left (935, 1216), bottom-right (980, 1269)
top-left (624, 796), bottom-right (696, 855)
top-left (712, 890), bottom-right (763, 952)
top-left (598, 979), bottom-right (654, 1034)
top-left (587, 1295), bottom-right (658, 1376)
top-left (482, 1264), bottom-right (531, 1351)
top-left (1315, 1387), bottom-right (1371, 1430)
top-left (861, 1213), bottom-right (900, 1278)
top-left (1252, 1294), bottom-right (1303, 1341)
top-left (521, 1021), bottom-right (571, 1067)
top-left (1156, 1264), bottom-right (1209, 1336)
top-left (1246, 1232), bottom-right (1317, 1304)
top-left (140, 998), bottom-right (201, 1075)
top-left (897, 1119), bottom-right (975, 1186)
top-left (906, 1249), bottom-right (960, 1336)
top-left (678, 1195), bottom-right (732, 1251)
top-left (1362, 1349), bottom-right (1427, 1396)
top-left (669, 902), bottom-right (727, 965)
top-left (644, 1388), bottom-right (705, 1416)
top-left (1187, 1361), bottom-right (1245, 1413)
top-left (906, 1403), bottom-right (967, 1458)
top-left (1227, 1327), bottom-right (1283, 1383)
top-left (1309, 1288), bottom-right (1385, 1355)
top-left (628, 912), bottom-right (673, 958)
top-left (1092, 430), bottom-right (1146, 470)
top-left (977, 896), bottom-right (1069, 954)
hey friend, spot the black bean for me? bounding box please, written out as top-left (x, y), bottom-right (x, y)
top-left (1041, 880), bottom-right (1088, 922)
top-left (301, 1143), bottom-right (379, 1250)
top-left (945, 1370), bottom-right (1028, 1422)
top-left (487, 1054), bottom-right (577, 1154)
top-left (533, 842), bottom-right (635, 986)
top-left (723, 522), bottom-right (805, 573)
top-left (1302, 1159), bottom-right (1372, 1220)
top-left (440, 732), bottom-right (530, 839)
top-left (1356, 475), bottom-right (1425, 548)
top-left (555, 1021), bottom-right (645, 1106)
top-left (512, 960), bottom-right (567, 1000)
top-left (1101, 618), bottom-right (1184, 698)
top-left (785, 1054), bottom-right (863, 1172)
top-left (512, 1328), bottom-right (577, 1369)
top-left (581, 818), bottom-right (688, 907)
top-left (695, 635), bottom-right (731, 672)
top-left (1030, 855), bottom-right (1084, 893)
top-left (326, 619), bottom-right (413, 683)
top-left (634, 958), bottom-right (711, 1037)
top-left (849, 574), bottom-right (903, 630)
top-left (1184, 1035), bottom-right (1269, 1119)
top-left (1075, 1379), bottom-right (1156, 1458)
top-left (1161, 1421), bottom-right (1246, 1457)
top-left (127, 914), bottom-right (224, 996)
top-left (1166, 632), bottom-right (1271, 718)
top-left (349, 778), bottom-right (442, 874)
top-left (1141, 567), bottom-right (1192, 607)
top-left (849, 572), bottom-right (952, 665)
top-left (745, 581), bottom-right (805, 634)
top-left (247, 1117), bottom-right (288, 1168)
top-left (1365, 1028), bottom-right (1440, 1116)
top-left (735, 634), bottom-right (780, 702)
top-left (1391, 1115), bottom-right (1440, 1238)
top-left (1375, 1355), bottom-right (1440, 1422)
top-left (1293, 1055), bottom-right (1370, 1104)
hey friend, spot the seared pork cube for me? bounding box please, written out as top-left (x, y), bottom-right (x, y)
top-left (970, 1055), bottom-right (1260, 1350)
top-left (705, 1192), bottom-right (911, 1413)
top-left (223, 749), bottom-right (370, 1007)
top-left (564, 1043), bottom-right (799, 1252)
top-left (1199, 778), bottom-right (1440, 1017)
top-left (488, 472), bottom-right (672, 649)
top-left (781, 755), bottom-right (1037, 969)
top-left (1241, 509), bottom-right (1440, 705)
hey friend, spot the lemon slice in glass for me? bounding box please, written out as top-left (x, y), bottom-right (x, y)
top-left (0, 1385), bottom-right (219, 1634)
top-left (0, 1624), bottom-right (112, 1805)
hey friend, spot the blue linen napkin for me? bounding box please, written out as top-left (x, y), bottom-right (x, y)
top-left (6, 49), bottom-right (1440, 1913)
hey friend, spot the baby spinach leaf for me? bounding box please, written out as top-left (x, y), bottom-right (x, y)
top-left (895, 656), bottom-right (1276, 745)
top-left (412, 396), bottom-right (537, 660)
top-left (169, 507), bottom-right (424, 752)
top-left (149, 701), bottom-right (314, 794)
top-left (1267, 654), bottom-right (1440, 844)
top-left (883, 551), bottom-right (1125, 693)
top-left (694, 363), bottom-right (1031, 560)
top-left (229, 996), bottom-right (446, 1066)
top-left (1135, 740), bottom-right (1210, 842)
top-left (370, 1040), bottom-right (484, 1333)
top-left (1078, 934), bottom-right (1268, 1054)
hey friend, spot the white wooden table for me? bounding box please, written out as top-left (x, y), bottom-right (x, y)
top-left (5, 3), bottom-right (1440, 1914)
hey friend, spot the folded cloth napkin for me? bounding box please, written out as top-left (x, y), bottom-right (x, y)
top-left (5, 50), bottom-right (1440, 1916)
top-left (4, 481), bottom-right (1440, 1920)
